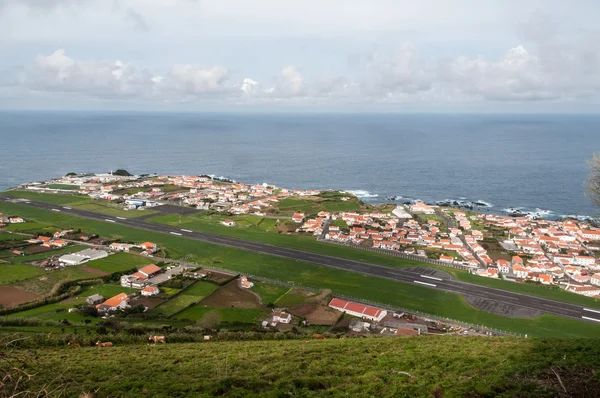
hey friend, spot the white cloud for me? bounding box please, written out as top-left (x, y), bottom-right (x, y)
top-left (240, 78), bottom-right (260, 95)
top-left (269, 66), bottom-right (305, 98)
top-left (23, 49), bottom-right (153, 98)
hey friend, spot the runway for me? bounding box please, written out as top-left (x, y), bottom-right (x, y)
top-left (3, 195), bottom-right (600, 324)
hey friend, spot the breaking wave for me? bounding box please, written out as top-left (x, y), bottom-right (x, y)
top-left (345, 190), bottom-right (379, 199)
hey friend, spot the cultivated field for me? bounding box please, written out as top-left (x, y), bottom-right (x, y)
top-left (199, 280), bottom-right (261, 309)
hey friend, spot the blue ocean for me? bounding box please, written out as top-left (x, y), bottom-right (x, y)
top-left (1, 111), bottom-right (599, 218)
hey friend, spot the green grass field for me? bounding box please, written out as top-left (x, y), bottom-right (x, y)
top-left (72, 202), bottom-right (159, 218)
top-left (0, 263), bottom-right (45, 284)
top-left (276, 195), bottom-right (362, 214)
top-left (80, 283), bottom-right (137, 298)
top-left (152, 281), bottom-right (219, 317)
top-left (11, 266), bottom-right (98, 296)
top-left (84, 252), bottom-right (152, 274)
top-left (43, 184), bottom-right (80, 190)
top-left (173, 305), bottom-right (267, 324)
top-left (4, 190), bottom-right (94, 206)
top-left (2, 201), bottom-right (600, 338)
top-left (0, 232), bottom-right (27, 241)
top-left (5, 337), bottom-right (600, 397)
top-left (251, 282), bottom-right (289, 304)
top-left (275, 290), bottom-right (315, 307)
top-left (3, 221), bottom-right (58, 234)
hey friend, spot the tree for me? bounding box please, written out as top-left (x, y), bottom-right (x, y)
top-left (586, 154), bottom-right (600, 206)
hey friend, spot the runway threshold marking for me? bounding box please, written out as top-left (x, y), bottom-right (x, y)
top-left (582, 316), bottom-right (600, 323)
top-left (116, 217), bottom-right (126, 220)
top-left (63, 206), bottom-right (72, 210)
top-left (583, 308), bottom-right (600, 315)
top-left (51, 209), bottom-right (61, 212)
top-left (170, 232), bottom-right (182, 236)
top-left (420, 275), bottom-right (443, 281)
top-left (181, 229), bottom-right (193, 233)
top-left (414, 280), bottom-right (437, 287)
top-left (105, 219), bottom-right (116, 223)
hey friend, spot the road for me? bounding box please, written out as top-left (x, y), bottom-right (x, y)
top-left (3, 195), bottom-right (600, 324)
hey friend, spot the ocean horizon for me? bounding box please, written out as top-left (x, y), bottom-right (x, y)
top-left (2, 111), bottom-right (599, 219)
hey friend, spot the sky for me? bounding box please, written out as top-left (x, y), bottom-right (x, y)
top-left (1, 0), bottom-right (600, 112)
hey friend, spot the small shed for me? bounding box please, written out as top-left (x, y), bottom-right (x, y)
top-left (86, 294), bottom-right (104, 306)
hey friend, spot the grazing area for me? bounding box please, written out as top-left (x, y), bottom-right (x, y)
top-left (0, 263), bottom-right (45, 284)
top-left (4, 337), bottom-right (600, 397)
top-left (251, 282), bottom-right (289, 305)
top-left (2, 202), bottom-right (600, 338)
top-left (199, 280), bottom-right (261, 309)
top-left (152, 281), bottom-right (219, 317)
top-left (0, 285), bottom-right (40, 307)
top-left (84, 252), bottom-right (151, 274)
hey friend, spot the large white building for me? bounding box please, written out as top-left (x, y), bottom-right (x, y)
top-left (329, 298), bottom-right (387, 322)
top-left (59, 249), bottom-right (108, 266)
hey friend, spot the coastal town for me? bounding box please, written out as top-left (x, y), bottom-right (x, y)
top-left (8, 171), bottom-right (600, 298)
top-left (2, 170), bottom-right (600, 340)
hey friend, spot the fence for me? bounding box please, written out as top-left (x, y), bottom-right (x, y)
top-left (163, 259), bottom-right (524, 338)
top-left (316, 237), bottom-right (473, 271)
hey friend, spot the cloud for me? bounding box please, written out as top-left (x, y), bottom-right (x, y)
top-left (269, 66), bottom-right (305, 98)
top-left (240, 78), bottom-right (260, 95)
top-left (22, 49), bottom-right (153, 98)
top-left (125, 7), bottom-right (150, 32)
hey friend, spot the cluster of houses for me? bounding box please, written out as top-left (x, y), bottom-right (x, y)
top-left (120, 264), bottom-right (163, 289)
top-left (0, 213), bottom-right (25, 227)
top-left (109, 241), bottom-right (158, 256)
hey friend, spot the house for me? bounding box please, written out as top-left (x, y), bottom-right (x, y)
top-left (497, 260), bottom-right (511, 274)
top-left (292, 213), bottom-right (305, 223)
top-left (141, 286), bottom-right (160, 296)
top-left (349, 319), bottom-right (371, 332)
top-left (329, 298), bottom-right (387, 322)
top-left (409, 202), bottom-right (435, 215)
top-left (566, 285), bottom-right (600, 296)
top-left (573, 256), bottom-right (596, 267)
top-left (86, 294), bottom-right (104, 305)
top-left (8, 217), bottom-right (25, 223)
top-left (50, 239), bottom-right (67, 248)
top-left (271, 311), bottom-right (292, 325)
top-left (439, 255), bottom-right (454, 263)
top-left (109, 242), bottom-right (134, 252)
top-left (591, 273), bottom-right (600, 286)
top-left (96, 293), bottom-right (130, 312)
top-left (221, 220), bottom-right (236, 227)
top-left (139, 242), bottom-right (158, 253)
top-left (240, 275), bottom-right (254, 289)
top-left (121, 264), bottom-right (163, 288)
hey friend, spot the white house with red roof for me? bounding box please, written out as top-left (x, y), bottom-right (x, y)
top-left (328, 298), bottom-right (387, 322)
top-left (141, 286), bottom-right (160, 296)
top-left (291, 212), bottom-right (305, 223)
top-left (271, 311), bottom-right (292, 325)
top-left (590, 273), bottom-right (600, 286)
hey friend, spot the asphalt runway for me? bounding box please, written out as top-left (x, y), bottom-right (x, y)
top-left (3, 195), bottom-right (600, 325)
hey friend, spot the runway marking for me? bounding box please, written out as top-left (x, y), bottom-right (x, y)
top-left (105, 219), bottom-right (116, 223)
top-left (414, 280), bottom-right (437, 287)
top-left (582, 316), bottom-right (600, 323)
top-left (116, 217), bottom-right (126, 220)
top-left (181, 229), bottom-right (193, 233)
top-left (170, 232), bottom-right (182, 236)
top-left (63, 207), bottom-right (72, 210)
top-left (421, 275), bottom-right (443, 281)
top-left (583, 308), bottom-right (600, 315)
top-left (51, 209), bottom-right (60, 212)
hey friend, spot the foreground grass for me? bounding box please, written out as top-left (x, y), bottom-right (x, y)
top-left (2, 202), bottom-right (600, 338)
top-left (4, 337), bottom-right (600, 397)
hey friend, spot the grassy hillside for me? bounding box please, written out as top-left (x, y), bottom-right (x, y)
top-left (3, 336), bottom-right (600, 397)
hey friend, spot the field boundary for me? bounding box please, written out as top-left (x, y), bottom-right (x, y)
top-left (166, 259), bottom-right (524, 338)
